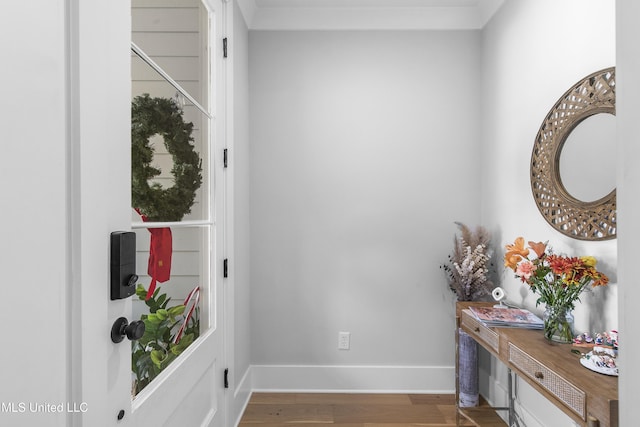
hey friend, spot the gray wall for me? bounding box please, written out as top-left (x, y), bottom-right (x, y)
top-left (249, 30), bottom-right (482, 388)
top-left (480, 1), bottom-right (616, 425)
top-left (480, 2), bottom-right (617, 320)
top-left (232, 0), bottom-right (252, 420)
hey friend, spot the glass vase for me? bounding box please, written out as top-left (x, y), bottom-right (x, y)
top-left (543, 306), bottom-right (575, 343)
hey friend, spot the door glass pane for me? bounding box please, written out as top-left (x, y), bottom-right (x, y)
top-left (131, 226), bottom-right (210, 396)
top-left (130, 0), bottom-right (211, 398)
top-left (132, 0), bottom-right (207, 108)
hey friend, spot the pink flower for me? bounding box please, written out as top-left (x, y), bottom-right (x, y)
top-left (516, 260), bottom-right (535, 281)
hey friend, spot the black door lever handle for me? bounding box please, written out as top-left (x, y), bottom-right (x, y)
top-left (111, 317), bottom-right (145, 343)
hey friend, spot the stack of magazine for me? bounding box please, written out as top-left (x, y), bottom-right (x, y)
top-left (469, 306), bottom-right (544, 329)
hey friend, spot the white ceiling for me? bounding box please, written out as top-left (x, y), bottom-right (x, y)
top-left (237, 0), bottom-right (505, 30)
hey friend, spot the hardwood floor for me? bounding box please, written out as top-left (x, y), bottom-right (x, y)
top-left (238, 392), bottom-right (489, 426)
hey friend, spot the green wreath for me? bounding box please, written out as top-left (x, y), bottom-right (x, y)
top-left (131, 94), bottom-right (202, 222)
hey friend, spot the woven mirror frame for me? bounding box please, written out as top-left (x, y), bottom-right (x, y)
top-left (530, 67), bottom-right (616, 241)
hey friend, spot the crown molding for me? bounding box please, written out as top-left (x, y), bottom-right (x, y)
top-left (236, 0), bottom-right (504, 30)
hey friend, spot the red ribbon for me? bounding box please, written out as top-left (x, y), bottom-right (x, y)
top-left (135, 209), bottom-right (173, 300)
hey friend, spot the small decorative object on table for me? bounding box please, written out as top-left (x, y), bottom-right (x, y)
top-left (574, 330), bottom-right (619, 375)
top-left (504, 238), bottom-right (609, 343)
top-left (574, 329), bottom-right (618, 349)
top-left (580, 346), bottom-right (619, 376)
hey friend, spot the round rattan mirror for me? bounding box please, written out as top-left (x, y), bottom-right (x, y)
top-left (530, 67), bottom-right (616, 241)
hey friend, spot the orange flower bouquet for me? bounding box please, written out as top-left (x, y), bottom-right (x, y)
top-left (504, 237), bottom-right (609, 343)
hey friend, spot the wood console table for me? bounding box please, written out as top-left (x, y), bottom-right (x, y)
top-left (456, 302), bottom-right (618, 427)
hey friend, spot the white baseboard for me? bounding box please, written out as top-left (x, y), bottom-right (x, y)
top-left (232, 366), bottom-right (253, 427)
top-left (250, 364), bottom-right (454, 393)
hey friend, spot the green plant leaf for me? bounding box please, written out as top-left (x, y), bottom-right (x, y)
top-left (168, 305), bottom-right (186, 317)
top-left (146, 313), bottom-right (162, 324)
top-left (156, 293), bottom-right (167, 307)
top-left (150, 349), bottom-right (166, 368)
top-left (136, 284), bottom-right (147, 299)
top-left (171, 333), bottom-right (195, 355)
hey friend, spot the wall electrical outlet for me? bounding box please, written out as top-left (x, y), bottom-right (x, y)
top-left (338, 332), bottom-right (350, 350)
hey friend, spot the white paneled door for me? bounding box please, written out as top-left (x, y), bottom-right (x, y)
top-left (73, 0), bottom-right (228, 426)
